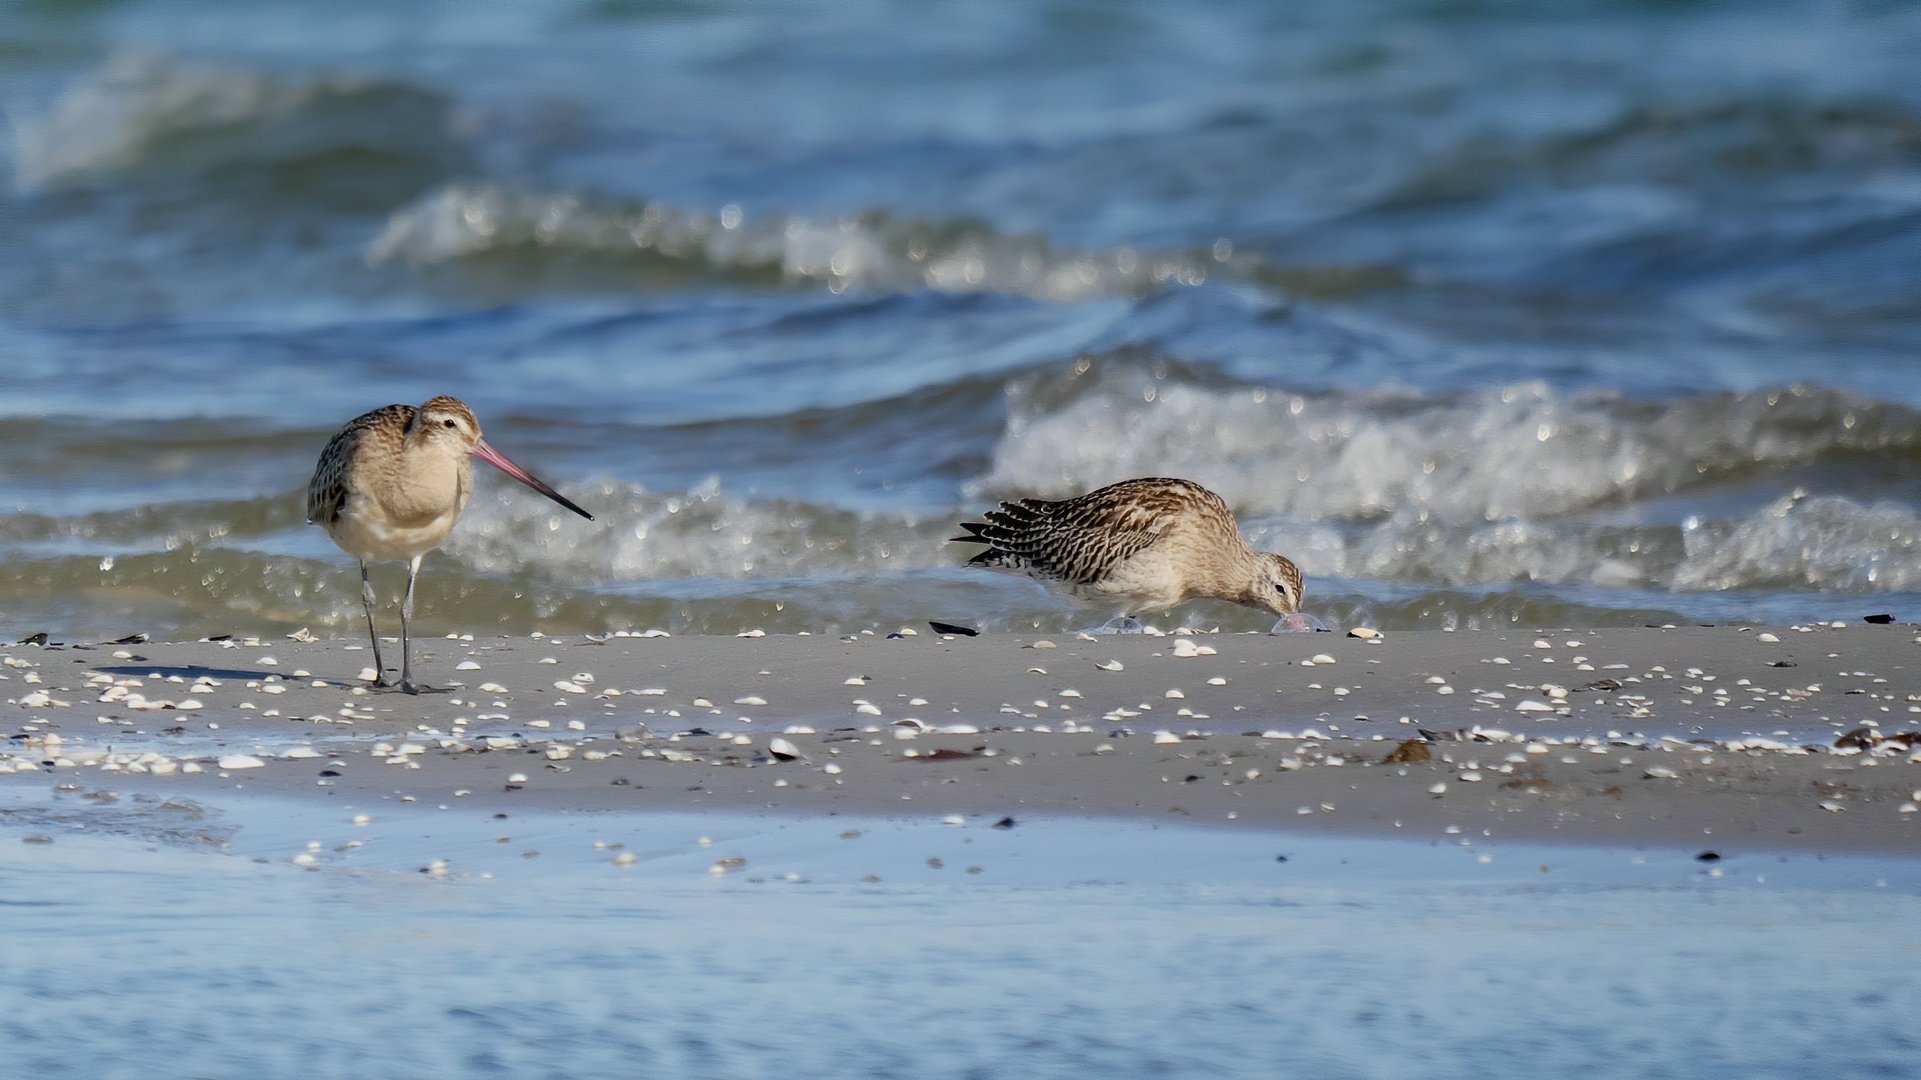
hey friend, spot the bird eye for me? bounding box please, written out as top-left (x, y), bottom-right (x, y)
top-left (443, 419), bottom-right (457, 429)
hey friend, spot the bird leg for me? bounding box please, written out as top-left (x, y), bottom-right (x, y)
top-left (1081, 614), bottom-right (1148, 635)
top-left (396, 553), bottom-right (445, 695)
top-left (1269, 612), bottom-right (1331, 634)
top-left (359, 562), bottom-right (391, 688)
top-left (393, 554), bottom-right (453, 695)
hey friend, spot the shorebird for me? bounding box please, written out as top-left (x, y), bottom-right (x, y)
top-left (952, 477), bottom-right (1322, 633)
top-left (306, 395), bottom-right (593, 693)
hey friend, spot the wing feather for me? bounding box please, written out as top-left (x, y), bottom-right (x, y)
top-left (951, 478), bottom-right (1225, 586)
top-left (306, 404), bottom-right (413, 526)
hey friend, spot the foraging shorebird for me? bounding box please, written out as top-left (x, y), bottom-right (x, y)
top-left (953, 477), bottom-right (1320, 633)
top-left (306, 396), bottom-right (593, 693)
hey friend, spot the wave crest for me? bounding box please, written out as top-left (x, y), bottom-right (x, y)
top-left (367, 182), bottom-right (1235, 302)
top-left (10, 55), bottom-right (466, 192)
top-left (981, 364), bottom-right (1921, 522)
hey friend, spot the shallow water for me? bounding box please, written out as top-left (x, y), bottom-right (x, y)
top-left (1, 783), bottom-right (1917, 1078)
top-left (4, 0), bottom-right (1921, 641)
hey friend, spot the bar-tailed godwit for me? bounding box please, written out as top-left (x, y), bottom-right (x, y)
top-left (953, 477), bottom-right (1323, 633)
top-left (306, 395), bottom-right (593, 693)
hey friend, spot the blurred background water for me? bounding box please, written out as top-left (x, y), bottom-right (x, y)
top-left (3, 788), bottom-right (1918, 1080)
top-left (3, 0), bottom-right (1919, 640)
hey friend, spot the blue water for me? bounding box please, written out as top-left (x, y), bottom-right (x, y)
top-left (2, 785), bottom-right (1917, 1078)
top-left (2, 0), bottom-right (1919, 639)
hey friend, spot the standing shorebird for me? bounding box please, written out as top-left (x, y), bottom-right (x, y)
top-left (306, 395), bottom-right (594, 693)
top-left (952, 477), bottom-right (1322, 633)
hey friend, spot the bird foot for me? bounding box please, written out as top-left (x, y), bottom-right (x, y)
top-left (1080, 615), bottom-right (1148, 635)
top-left (397, 680), bottom-right (451, 696)
top-left (1269, 613), bottom-right (1331, 634)
top-left (370, 679), bottom-right (450, 695)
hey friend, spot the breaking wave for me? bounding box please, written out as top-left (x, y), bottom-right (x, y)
top-left (367, 182), bottom-right (1240, 302)
top-left (1, 474), bottom-right (1915, 645)
top-left (9, 54), bottom-right (469, 193)
top-left (980, 364), bottom-right (1921, 523)
top-left (403, 474), bottom-right (1921, 598)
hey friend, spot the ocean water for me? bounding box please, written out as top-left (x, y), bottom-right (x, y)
top-left (2, 784), bottom-right (1917, 1079)
top-left (3, 0), bottom-right (1920, 641)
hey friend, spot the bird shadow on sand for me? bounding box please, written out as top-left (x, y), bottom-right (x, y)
top-left (94, 664), bottom-right (282, 681)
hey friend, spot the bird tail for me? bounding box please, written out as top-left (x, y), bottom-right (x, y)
top-left (951, 500), bottom-right (1057, 571)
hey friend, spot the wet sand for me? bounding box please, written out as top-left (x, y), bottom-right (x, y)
top-left (4, 624), bottom-right (1918, 854)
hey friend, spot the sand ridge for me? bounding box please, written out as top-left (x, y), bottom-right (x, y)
top-left (4, 624), bottom-right (1918, 853)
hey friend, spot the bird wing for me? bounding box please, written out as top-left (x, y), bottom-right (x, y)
top-left (306, 403), bottom-right (413, 526)
top-left (953, 478), bottom-right (1220, 586)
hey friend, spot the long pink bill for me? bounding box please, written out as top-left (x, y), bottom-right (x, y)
top-left (471, 437), bottom-right (594, 521)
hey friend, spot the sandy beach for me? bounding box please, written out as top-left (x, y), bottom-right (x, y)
top-left (6, 623), bottom-right (1916, 854)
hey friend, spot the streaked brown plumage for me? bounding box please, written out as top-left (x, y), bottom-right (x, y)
top-left (307, 395), bottom-right (592, 693)
top-left (952, 477), bottom-right (1304, 628)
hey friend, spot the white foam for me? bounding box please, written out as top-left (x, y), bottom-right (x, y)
top-left (442, 477), bottom-right (947, 582)
top-left (981, 374), bottom-right (1918, 523)
top-left (368, 182), bottom-right (1227, 303)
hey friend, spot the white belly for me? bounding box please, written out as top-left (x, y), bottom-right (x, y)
top-left (1067, 552), bottom-right (1189, 613)
top-left (327, 500), bottom-right (463, 563)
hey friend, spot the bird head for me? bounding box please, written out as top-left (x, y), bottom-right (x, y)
top-left (1247, 552), bottom-right (1304, 617)
top-left (414, 395), bottom-right (483, 452)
